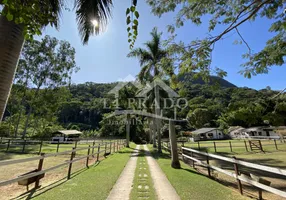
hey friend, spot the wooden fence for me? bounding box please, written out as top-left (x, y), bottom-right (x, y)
top-left (181, 147), bottom-right (286, 199)
top-left (0, 137), bottom-right (125, 154)
top-left (178, 139), bottom-right (286, 153)
top-left (0, 140), bottom-right (126, 188)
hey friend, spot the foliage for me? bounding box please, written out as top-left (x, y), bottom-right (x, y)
top-left (0, 122), bottom-right (14, 137)
top-left (4, 76), bottom-right (286, 139)
top-left (1, 0), bottom-right (113, 43)
top-left (3, 35), bottom-right (78, 138)
top-left (0, 0), bottom-right (62, 39)
top-left (147, 0), bottom-right (286, 78)
top-left (126, 0), bottom-right (140, 49)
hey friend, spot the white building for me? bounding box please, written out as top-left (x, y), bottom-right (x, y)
top-left (192, 128), bottom-right (224, 141)
top-left (229, 126), bottom-right (284, 139)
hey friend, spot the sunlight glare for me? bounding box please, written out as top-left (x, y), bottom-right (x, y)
top-left (91, 19), bottom-right (99, 27)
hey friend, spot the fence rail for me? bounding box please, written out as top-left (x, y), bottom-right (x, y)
top-left (0, 137), bottom-right (125, 154)
top-left (177, 139), bottom-right (286, 153)
top-left (0, 139), bottom-right (126, 188)
top-left (181, 147), bottom-right (286, 199)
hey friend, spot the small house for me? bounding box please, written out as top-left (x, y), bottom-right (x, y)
top-left (191, 128), bottom-right (224, 141)
top-left (229, 126), bottom-right (246, 139)
top-left (51, 130), bottom-right (82, 143)
top-left (229, 126), bottom-right (285, 139)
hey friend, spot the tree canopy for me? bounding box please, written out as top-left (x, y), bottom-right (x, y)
top-left (147, 0), bottom-right (286, 78)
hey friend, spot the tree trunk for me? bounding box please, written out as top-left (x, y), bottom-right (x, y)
top-left (14, 110), bottom-right (22, 137)
top-left (22, 85), bottom-right (41, 138)
top-left (126, 114), bottom-right (130, 147)
top-left (32, 116), bottom-right (39, 135)
top-left (169, 120), bottom-right (181, 169)
top-left (22, 106), bottom-right (32, 138)
top-left (155, 85), bottom-right (162, 152)
top-left (147, 117), bottom-right (152, 143)
top-left (152, 117), bottom-right (157, 147)
top-left (0, 15), bottom-right (24, 122)
top-left (15, 68), bottom-right (30, 137)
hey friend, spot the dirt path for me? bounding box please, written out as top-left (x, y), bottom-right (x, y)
top-left (144, 145), bottom-right (181, 200)
top-left (106, 145), bottom-right (140, 200)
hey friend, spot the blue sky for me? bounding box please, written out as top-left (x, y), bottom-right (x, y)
top-left (42, 1), bottom-right (286, 90)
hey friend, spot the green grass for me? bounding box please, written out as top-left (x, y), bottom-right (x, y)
top-left (24, 147), bottom-right (132, 200)
top-left (148, 145), bottom-right (249, 200)
top-left (130, 146), bottom-right (156, 200)
top-left (184, 139), bottom-right (286, 154)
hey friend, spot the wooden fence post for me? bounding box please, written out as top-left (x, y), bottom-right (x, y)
top-left (244, 140), bottom-right (248, 152)
top-left (198, 141), bottom-right (200, 150)
top-left (213, 142), bottom-right (217, 153)
top-left (86, 145), bottom-right (90, 168)
top-left (104, 142), bottom-right (107, 154)
top-left (92, 141), bottom-right (95, 158)
top-left (6, 139), bottom-right (11, 152)
top-left (74, 141), bottom-right (78, 148)
top-left (38, 140), bottom-right (43, 155)
top-left (206, 153), bottom-right (211, 177)
top-left (67, 148), bottom-right (76, 179)
top-left (117, 140), bottom-right (119, 152)
top-left (56, 141), bottom-right (60, 153)
top-left (97, 145), bottom-right (101, 162)
top-left (191, 151), bottom-right (195, 168)
top-left (233, 157), bottom-right (243, 195)
top-left (258, 140), bottom-right (264, 152)
top-left (113, 141), bottom-right (115, 153)
top-left (109, 142), bottom-right (112, 154)
top-left (22, 139), bottom-right (27, 153)
top-left (35, 153), bottom-right (45, 188)
top-left (274, 139), bottom-right (278, 150)
top-left (229, 141), bottom-right (233, 152)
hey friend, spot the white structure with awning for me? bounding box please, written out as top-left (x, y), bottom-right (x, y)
top-left (52, 130), bottom-right (82, 143)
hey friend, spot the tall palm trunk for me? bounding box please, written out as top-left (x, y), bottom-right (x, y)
top-left (152, 116), bottom-right (157, 147)
top-left (155, 85), bottom-right (162, 152)
top-left (0, 15), bottom-right (24, 122)
top-left (169, 120), bottom-right (180, 169)
top-left (126, 114), bottom-right (130, 147)
top-left (147, 117), bottom-right (152, 143)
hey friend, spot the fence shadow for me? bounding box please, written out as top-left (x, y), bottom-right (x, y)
top-left (14, 166), bottom-right (92, 200)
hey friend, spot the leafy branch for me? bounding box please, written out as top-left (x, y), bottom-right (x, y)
top-left (126, 0), bottom-right (139, 49)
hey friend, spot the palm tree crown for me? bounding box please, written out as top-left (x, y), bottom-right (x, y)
top-left (74, 0), bottom-right (113, 44)
top-left (127, 27), bottom-right (173, 83)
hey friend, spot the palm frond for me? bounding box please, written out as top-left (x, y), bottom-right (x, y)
top-left (75, 0), bottom-right (113, 44)
top-left (144, 27), bottom-right (162, 60)
top-left (47, 0), bottom-right (64, 29)
top-left (137, 64), bottom-right (152, 83)
top-left (128, 48), bottom-right (153, 66)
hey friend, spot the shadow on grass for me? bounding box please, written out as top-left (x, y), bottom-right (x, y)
top-left (13, 166), bottom-right (90, 200)
top-left (13, 158), bottom-right (107, 200)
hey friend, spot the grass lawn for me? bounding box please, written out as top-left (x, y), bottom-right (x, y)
top-left (25, 146), bottom-right (133, 200)
top-left (148, 145), bottom-right (249, 200)
top-left (130, 146), bottom-right (156, 200)
top-left (184, 139), bottom-right (286, 154)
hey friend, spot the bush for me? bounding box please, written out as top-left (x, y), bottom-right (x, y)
top-left (0, 123), bottom-right (14, 137)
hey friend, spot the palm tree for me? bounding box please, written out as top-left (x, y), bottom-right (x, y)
top-left (0, 0), bottom-right (113, 121)
top-left (127, 27), bottom-right (173, 153)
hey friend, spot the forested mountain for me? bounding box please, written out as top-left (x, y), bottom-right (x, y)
top-left (178, 72), bottom-right (237, 88)
top-left (2, 77), bottom-right (285, 140)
